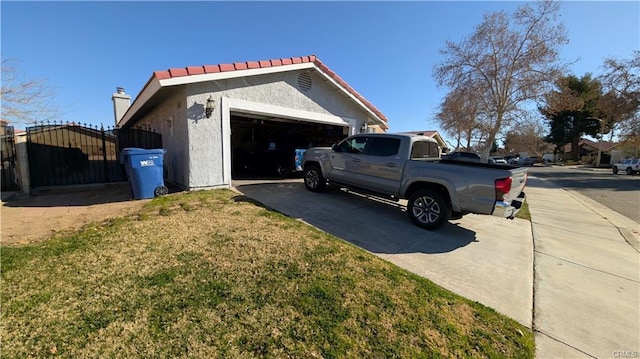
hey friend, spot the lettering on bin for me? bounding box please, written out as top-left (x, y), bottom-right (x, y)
top-left (140, 160), bottom-right (155, 167)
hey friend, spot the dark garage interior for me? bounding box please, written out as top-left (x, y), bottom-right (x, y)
top-left (231, 114), bottom-right (348, 179)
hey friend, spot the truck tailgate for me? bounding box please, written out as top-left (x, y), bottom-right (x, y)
top-left (506, 167), bottom-right (528, 201)
top-left (492, 166), bottom-right (528, 219)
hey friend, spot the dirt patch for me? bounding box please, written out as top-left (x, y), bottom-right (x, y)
top-left (1, 184), bottom-right (150, 245)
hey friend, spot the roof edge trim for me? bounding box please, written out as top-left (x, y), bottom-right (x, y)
top-left (158, 63), bottom-right (315, 87)
top-left (118, 77), bottom-right (162, 127)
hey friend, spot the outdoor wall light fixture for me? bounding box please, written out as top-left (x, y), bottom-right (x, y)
top-left (205, 95), bottom-right (216, 118)
top-left (360, 122), bottom-right (368, 133)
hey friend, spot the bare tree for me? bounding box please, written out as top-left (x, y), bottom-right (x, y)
top-left (599, 51), bottom-right (640, 140)
top-left (435, 86), bottom-right (483, 150)
top-left (503, 119), bottom-right (553, 157)
top-left (433, 0), bottom-right (568, 160)
top-left (1, 59), bottom-right (61, 126)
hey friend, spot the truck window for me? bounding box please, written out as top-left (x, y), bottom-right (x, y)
top-left (411, 141), bottom-right (440, 159)
top-left (367, 137), bottom-right (401, 156)
top-left (337, 136), bottom-right (369, 154)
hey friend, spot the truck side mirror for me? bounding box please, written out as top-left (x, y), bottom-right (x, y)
top-left (332, 144), bottom-right (340, 152)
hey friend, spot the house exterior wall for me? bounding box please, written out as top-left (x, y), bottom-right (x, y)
top-left (135, 69), bottom-right (376, 190)
top-left (185, 69), bottom-right (373, 189)
top-left (134, 87), bottom-right (191, 189)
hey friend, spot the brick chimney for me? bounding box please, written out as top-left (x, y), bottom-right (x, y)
top-left (112, 87), bottom-right (131, 126)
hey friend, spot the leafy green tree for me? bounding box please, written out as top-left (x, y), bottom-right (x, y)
top-left (540, 74), bottom-right (606, 160)
top-left (490, 141), bottom-right (499, 155)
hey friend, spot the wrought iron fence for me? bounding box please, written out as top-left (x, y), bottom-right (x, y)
top-left (26, 121), bottom-right (162, 188)
top-left (1, 124), bottom-right (19, 191)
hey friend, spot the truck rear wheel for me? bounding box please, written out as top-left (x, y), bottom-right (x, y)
top-left (407, 189), bottom-right (449, 230)
top-left (613, 166), bottom-right (619, 174)
top-left (304, 165), bottom-right (326, 192)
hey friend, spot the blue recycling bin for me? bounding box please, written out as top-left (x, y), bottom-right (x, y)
top-left (294, 149), bottom-right (307, 171)
top-left (120, 148), bottom-right (168, 199)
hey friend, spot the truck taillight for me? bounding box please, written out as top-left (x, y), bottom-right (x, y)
top-left (495, 177), bottom-right (512, 201)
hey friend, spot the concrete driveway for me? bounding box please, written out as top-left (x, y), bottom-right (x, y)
top-left (234, 179), bottom-right (534, 328)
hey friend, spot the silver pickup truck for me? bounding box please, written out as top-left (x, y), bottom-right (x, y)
top-left (301, 133), bottom-right (527, 230)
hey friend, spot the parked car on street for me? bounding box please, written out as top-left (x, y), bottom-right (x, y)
top-left (505, 156), bottom-right (520, 165)
top-left (441, 151), bottom-right (482, 163)
top-left (612, 158), bottom-right (640, 175)
top-left (488, 157), bottom-right (508, 165)
top-left (517, 157), bottom-right (538, 167)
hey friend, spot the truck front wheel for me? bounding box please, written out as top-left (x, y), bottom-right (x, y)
top-left (407, 189), bottom-right (449, 230)
top-left (304, 165), bottom-right (326, 192)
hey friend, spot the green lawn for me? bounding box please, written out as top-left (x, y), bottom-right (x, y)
top-left (1, 189), bottom-right (534, 358)
top-left (516, 199), bottom-right (531, 221)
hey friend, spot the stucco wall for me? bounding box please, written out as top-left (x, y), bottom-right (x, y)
top-left (192, 70), bottom-right (372, 121)
top-left (137, 68), bottom-right (375, 190)
top-left (184, 86), bottom-right (225, 189)
top-left (135, 87), bottom-right (190, 189)
top-left (185, 69), bottom-right (373, 188)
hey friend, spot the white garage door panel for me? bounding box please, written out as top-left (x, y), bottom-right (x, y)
top-left (223, 97), bottom-right (350, 127)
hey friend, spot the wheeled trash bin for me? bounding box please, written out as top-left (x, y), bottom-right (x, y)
top-left (120, 148), bottom-right (169, 199)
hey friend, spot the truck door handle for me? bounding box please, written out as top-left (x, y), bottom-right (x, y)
top-left (386, 163), bottom-right (396, 167)
top-left (352, 158), bottom-right (361, 162)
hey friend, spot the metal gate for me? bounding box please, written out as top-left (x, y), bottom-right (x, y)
top-left (26, 121), bottom-right (162, 188)
top-left (1, 124), bottom-right (19, 191)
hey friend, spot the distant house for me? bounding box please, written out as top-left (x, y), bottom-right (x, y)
top-left (561, 138), bottom-right (619, 164)
top-left (402, 131), bottom-right (448, 153)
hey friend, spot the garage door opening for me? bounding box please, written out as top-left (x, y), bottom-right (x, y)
top-left (231, 114), bottom-right (347, 179)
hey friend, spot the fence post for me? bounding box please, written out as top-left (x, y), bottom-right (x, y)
top-left (101, 125), bottom-right (109, 182)
top-left (15, 135), bottom-right (31, 195)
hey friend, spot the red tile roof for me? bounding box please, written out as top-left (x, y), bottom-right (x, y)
top-left (563, 138), bottom-right (618, 153)
top-left (152, 55), bottom-right (387, 124)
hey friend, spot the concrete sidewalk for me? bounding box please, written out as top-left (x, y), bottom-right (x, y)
top-left (527, 176), bottom-right (640, 359)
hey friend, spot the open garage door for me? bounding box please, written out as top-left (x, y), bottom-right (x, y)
top-left (231, 114), bottom-right (347, 179)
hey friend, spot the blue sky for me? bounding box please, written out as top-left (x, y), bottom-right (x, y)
top-left (2, 1), bottom-right (639, 145)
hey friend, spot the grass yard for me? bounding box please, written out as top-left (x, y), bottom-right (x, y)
top-left (1, 189), bottom-right (534, 358)
top-left (516, 199), bottom-right (531, 221)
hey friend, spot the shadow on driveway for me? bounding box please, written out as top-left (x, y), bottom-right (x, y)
top-left (234, 180), bottom-right (477, 255)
